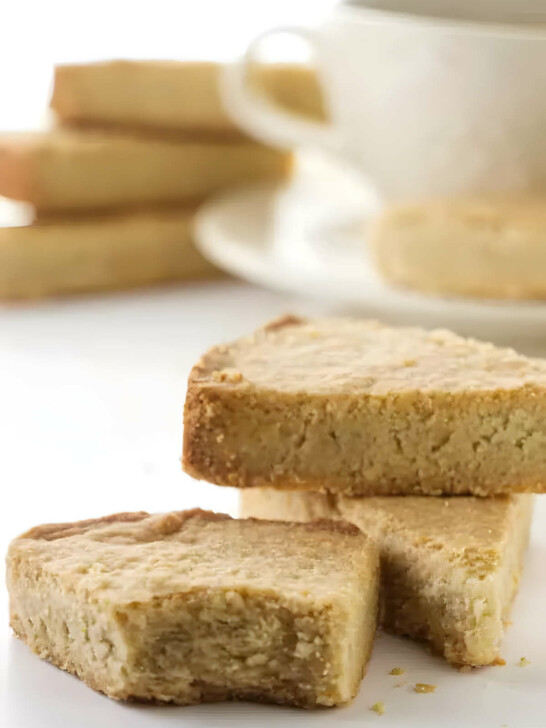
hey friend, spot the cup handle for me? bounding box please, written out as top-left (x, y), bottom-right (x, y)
top-left (221, 26), bottom-right (342, 153)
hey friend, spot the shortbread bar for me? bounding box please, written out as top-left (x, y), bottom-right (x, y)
top-left (0, 207), bottom-right (219, 300)
top-left (51, 61), bottom-right (325, 135)
top-left (0, 129), bottom-right (291, 211)
top-left (183, 316), bottom-right (546, 496)
top-left (7, 509), bottom-right (378, 707)
top-left (370, 197), bottom-right (546, 299)
top-left (241, 489), bottom-right (534, 666)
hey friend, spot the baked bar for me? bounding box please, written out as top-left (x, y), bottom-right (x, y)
top-left (0, 129), bottom-right (291, 211)
top-left (50, 61), bottom-right (325, 135)
top-left (183, 315), bottom-right (546, 496)
top-left (240, 489), bottom-right (534, 666)
top-left (370, 197), bottom-right (546, 300)
top-left (0, 207), bottom-right (219, 300)
top-left (7, 509), bottom-right (378, 707)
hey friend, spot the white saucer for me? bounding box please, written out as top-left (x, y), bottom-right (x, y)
top-left (195, 159), bottom-right (546, 351)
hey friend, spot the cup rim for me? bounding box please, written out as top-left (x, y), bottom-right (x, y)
top-left (338, 2), bottom-right (546, 39)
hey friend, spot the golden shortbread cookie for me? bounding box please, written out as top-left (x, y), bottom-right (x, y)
top-left (50, 61), bottom-right (326, 135)
top-left (183, 315), bottom-right (546, 496)
top-left (0, 129), bottom-right (291, 212)
top-left (7, 509), bottom-right (378, 707)
top-left (240, 489), bottom-right (534, 666)
top-left (370, 197), bottom-right (546, 300)
top-left (0, 207), bottom-right (219, 300)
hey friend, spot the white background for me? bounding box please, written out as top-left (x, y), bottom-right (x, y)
top-left (0, 0), bottom-right (333, 131)
top-left (1, 2), bottom-right (546, 726)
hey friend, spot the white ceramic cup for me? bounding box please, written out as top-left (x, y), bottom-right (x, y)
top-left (222, 1), bottom-right (546, 202)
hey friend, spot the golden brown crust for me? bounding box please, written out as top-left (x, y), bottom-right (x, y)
top-left (304, 518), bottom-right (362, 537)
top-left (16, 509), bottom-right (234, 542)
top-left (19, 511), bottom-right (150, 541)
top-left (16, 507), bottom-right (362, 546)
top-left (183, 384), bottom-right (546, 496)
top-left (263, 314), bottom-right (306, 332)
top-left (182, 316), bottom-right (546, 496)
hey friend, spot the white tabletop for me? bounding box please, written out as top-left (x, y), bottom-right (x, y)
top-left (0, 281), bottom-right (319, 535)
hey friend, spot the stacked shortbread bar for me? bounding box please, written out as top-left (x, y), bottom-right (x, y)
top-left (0, 61), bottom-right (323, 299)
top-left (183, 316), bottom-right (541, 668)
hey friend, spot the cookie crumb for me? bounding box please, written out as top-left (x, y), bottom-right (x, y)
top-left (458, 665), bottom-right (472, 673)
top-left (518, 657), bottom-right (530, 667)
top-left (493, 657), bottom-right (506, 666)
top-left (414, 683), bottom-right (436, 693)
top-left (211, 369), bottom-right (243, 383)
top-left (370, 701), bottom-right (385, 715)
top-left (389, 667), bottom-right (404, 675)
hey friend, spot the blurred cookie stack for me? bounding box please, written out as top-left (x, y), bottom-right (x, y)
top-left (0, 61), bottom-right (324, 300)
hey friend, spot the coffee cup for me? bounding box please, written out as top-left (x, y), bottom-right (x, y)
top-left (222, 1), bottom-right (546, 202)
